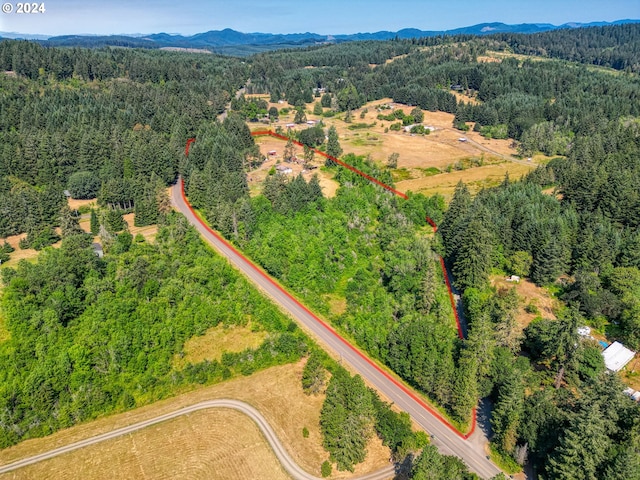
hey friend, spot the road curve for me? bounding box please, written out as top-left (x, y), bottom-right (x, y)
top-left (171, 180), bottom-right (502, 479)
top-left (0, 399), bottom-right (394, 480)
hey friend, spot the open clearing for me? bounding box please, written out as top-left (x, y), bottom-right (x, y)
top-left (250, 135), bottom-right (340, 198)
top-left (251, 98), bottom-right (547, 203)
top-left (397, 162), bottom-right (535, 200)
top-left (491, 276), bottom-right (558, 334)
top-left (0, 361), bottom-right (390, 480)
top-left (172, 323), bottom-right (269, 369)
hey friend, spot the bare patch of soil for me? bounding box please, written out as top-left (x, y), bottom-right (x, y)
top-left (492, 276), bottom-right (558, 333)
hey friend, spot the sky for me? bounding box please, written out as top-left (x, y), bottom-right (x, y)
top-left (1, 0), bottom-right (638, 36)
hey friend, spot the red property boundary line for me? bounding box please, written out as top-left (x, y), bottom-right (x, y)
top-left (183, 133), bottom-right (476, 439)
top-left (251, 131), bottom-right (464, 340)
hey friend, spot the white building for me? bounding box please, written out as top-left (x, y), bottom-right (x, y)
top-left (602, 341), bottom-right (636, 372)
top-left (275, 164), bottom-right (293, 175)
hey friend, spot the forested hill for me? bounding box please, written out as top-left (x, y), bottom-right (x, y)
top-left (3, 19), bottom-right (637, 55)
top-left (492, 22), bottom-right (640, 72)
top-left (1, 31), bottom-right (639, 478)
top-left (0, 41), bottom-right (247, 241)
top-left (225, 25), bottom-right (640, 478)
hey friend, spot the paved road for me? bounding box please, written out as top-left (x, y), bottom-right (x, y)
top-left (0, 399), bottom-right (393, 480)
top-left (171, 180), bottom-right (502, 479)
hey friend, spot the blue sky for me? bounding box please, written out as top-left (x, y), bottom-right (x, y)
top-left (1, 0), bottom-right (638, 36)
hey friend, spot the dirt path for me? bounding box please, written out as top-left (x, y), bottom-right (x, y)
top-left (218, 86), bottom-right (246, 122)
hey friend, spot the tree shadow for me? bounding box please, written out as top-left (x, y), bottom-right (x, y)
top-left (393, 453), bottom-right (414, 480)
top-left (477, 396), bottom-right (494, 440)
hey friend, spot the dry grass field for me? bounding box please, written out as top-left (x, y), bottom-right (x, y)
top-left (5, 409), bottom-right (290, 480)
top-left (0, 361), bottom-right (391, 480)
top-left (249, 97), bottom-right (546, 204)
top-left (172, 323), bottom-right (269, 369)
top-left (397, 162), bottom-right (535, 200)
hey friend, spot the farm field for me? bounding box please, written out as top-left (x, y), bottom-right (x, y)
top-left (396, 162), bottom-right (535, 199)
top-left (248, 96), bottom-right (543, 201)
top-left (0, 361), bottom-right (390, 480)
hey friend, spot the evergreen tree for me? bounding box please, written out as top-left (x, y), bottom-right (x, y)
top-left (308, 174), bottom-right (323, 201)
top-left (90, 209), bottom-right (99, 236)
top-left (546, 403), bottom-right (611, 480)
top-left (452, 219), bottom-right (494, 290)
top-left (283, 136), bottom-right (295, 162)
top-left (301, 351), bottom-right (326, 394)
top-left (59, 206), bottom-right (83, 238)
top-left (451, 352), bottom-right (478, 423)
top-left (320, 371), bottom-right (374, 472)
top-left (326, 126), bottom-right (342, 166)
top-left (303, 145), bottom-right (315, 167)
top-left (440, 181), bottom-right (471, 258)
top-left (532, 235), bottom-right (568, 285)
top-left (492, 371), bottom-right (525, 454)
top-left (105, 209), bottom-right (126, 233)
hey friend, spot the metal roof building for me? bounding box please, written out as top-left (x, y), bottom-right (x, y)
top-left (602, 341), bottom-right (636, 372)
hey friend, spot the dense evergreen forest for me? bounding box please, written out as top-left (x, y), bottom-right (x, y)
top-left (1, 24), bottom-right (640, 478)
top-left (246, 26), bottom-right (640, 157)
top-left (0, 40), bottom-right (247, 240)
top-left (492, 23), bottom-right (640, 73)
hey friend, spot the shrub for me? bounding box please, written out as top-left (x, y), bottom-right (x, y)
top-left (321, 461), bottom-right (332, 478)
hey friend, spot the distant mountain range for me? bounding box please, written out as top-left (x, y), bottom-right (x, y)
top-left (1, 19), bottom-right (638, 55)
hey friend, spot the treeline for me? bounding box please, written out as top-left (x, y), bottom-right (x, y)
top-left (0, 40), bottom-right (246, 239)
top-left (0, 39), bottom-right (247, 84)
top-left (183, 115), bottom-right (256, 238)
top-left (190, 134), bottom-right (477, 426)
top-left (490, 23), bottom-right (640, 73)
top-left (439, 125), bottom-right (640, 476)
top-left (457, 286), bottom-right (640, 478)
top-left (0, 213), bottom-right (307, 447)
top-left (442, 121), bottom-right (640, 349)
top-left (305, 349), bottom-right (499, 479)
top-left (245, 25), bottom-right (640, 157)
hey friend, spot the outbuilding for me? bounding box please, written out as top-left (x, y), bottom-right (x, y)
top-left (92, 242), bottom-right (104, 258)
top-left (275, 164), bottom-right (293, 175)
top-left (602, 341), bottom-right (636, 372)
